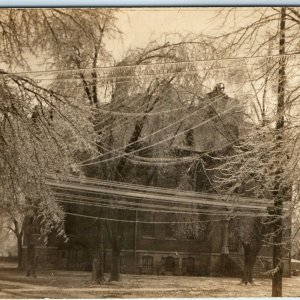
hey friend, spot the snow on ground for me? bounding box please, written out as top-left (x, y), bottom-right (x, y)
top-left (0, 266), bottom-right (300, 298)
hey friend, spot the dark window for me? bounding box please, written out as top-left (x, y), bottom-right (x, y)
top-left (141, 255), bottom-right (153, 274)
top-left (142, 255), bottom-right (153, 270)
top-left (141, 212), bottom-right (155, 238)
top-left (182, 257), bottom-right (195, 274)
top-left (163, 256), bottom-right (176, 272)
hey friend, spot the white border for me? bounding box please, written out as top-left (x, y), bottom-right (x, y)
top-left (2, 0), bottom-right (300, 7)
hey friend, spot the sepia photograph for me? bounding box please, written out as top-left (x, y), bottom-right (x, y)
top-left (0, 6), bottom-right (300, 298)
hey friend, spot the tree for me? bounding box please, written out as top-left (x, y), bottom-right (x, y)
top-left (76, 33), bottom-right (249, 281)
top-left (33, 9), bottom-right (122, 283)
top-left (0, 9), bottom-right (101, 273)
top-left (230, 216), bottom-right (268, 284)
top-left (18, 10), bottom-right (248, 281)
top-left (0, 211), bottom-right (24, 269)
top-left (210, 7), bottom-right (300, 296)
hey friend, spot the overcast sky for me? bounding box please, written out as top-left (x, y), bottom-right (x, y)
top-left (107, 7), bottom-right (259, 61)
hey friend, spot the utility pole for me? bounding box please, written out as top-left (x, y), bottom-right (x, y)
top-left (272, 7), bottom-right (286, 297)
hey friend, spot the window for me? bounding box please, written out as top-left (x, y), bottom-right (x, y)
top-left (141, 213), bottom-right (155, 238)
top-left (182, 257), bottom-right (195, 275)
top-left (163, 256), bottom-right (176, 273)
top-left (142, 255), bottom-right (153, 274)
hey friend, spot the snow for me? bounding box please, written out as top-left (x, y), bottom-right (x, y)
top-left (0, 267), bottom-right (300, 298)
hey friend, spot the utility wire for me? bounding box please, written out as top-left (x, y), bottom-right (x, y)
top-left (1, 51), bottom-right (299, 78)
top-left (49, 179), bottom-right (270, 211)
top-left (27, 65), bottom-right (286, 90)
top-left (93, 106), bottom-right (189, 116)
top-left (56, 197), bottom-right (270, 218)
top-left (92, 92), bottom-right (228, 135)
top-left (26, 60), bottom-right (270, 82)
top-left (88, 90), bottom-right (286, 168)
top-left (78, 99), bottom-right (247, 166)
top-left (125, 154), bottom-right (199, 165)
top-left (48, 172), bottom-right (271, 207)
top-left (79, 92), bottom-right (242, 165)
top-left (55, 192), bottom-right (231, 212)
top-left (64, 211), bottom-right (242, 224)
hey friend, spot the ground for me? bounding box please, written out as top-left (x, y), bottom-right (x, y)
top-left (0, 263), bottom-right (300, 298)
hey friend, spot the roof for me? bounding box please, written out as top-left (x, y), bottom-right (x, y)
top-left (46, 174), bottom-right (272, 216)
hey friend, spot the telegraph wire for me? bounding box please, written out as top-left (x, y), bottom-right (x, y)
top-left (91, 87), bottom-right (227, 133)
top-left (56, 197), bottom-right (270, 218)
top-left (49, 179), bottom-right (270, 212)
top-left (80, 97), bottom-right (218, 163)
top-left (55, 192), bottom-right (234, 213)
top-left (125, 154), bottom-right (199, 166)
top-left (88, 75), bottom-right (199, 129)
top-left (87, 90), bottom-right (289, 168)
top-left (92, 94), bottom-right (189, 130)
top-left (79, 92), bottom-right (244, 165)
top-left (25, 64), bottom-right (283, 91)
top-left (61, 79), bottom-right (273, 141)
top-left (92, 106), bottom-right (189, 117)
top-left (48, 172), bottom-right (272, 207)
top-left (1, 51), bottom-right (299, 78)
top-left (93, 99), bottom-right (207, 138)
top-left (23, 60), bottom-right (270, 82)
top-left (64, 211), bottom-right (223, 224)
top-left (57, 198), bottom-right (234, 216)
top-left (78, 100), bottom-right (247, 166)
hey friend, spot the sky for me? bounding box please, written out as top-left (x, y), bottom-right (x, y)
top-left (106, 7), bottom-right (258, 61)
top-left (23, 8), bottom-right (224, 72)
top-left (103, 7), bottom-right (276, 102)
top-left (11, 7), bottom-right (278, 104)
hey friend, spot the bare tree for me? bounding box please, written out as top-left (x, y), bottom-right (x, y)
top-left (0, 9), bottom-right (100, 274)
top-left (79, 35), bottom-right (242, 281)
top-left (208, 7), bottom-right (300, 296)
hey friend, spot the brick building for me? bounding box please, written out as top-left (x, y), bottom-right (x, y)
top-left (23, 176), bottom-right (290, 278)
top-left (23, 86), bottom-right (291, 277)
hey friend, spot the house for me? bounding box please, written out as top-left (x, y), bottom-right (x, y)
top-left (22, 85), bottom-right (291, 278)
top-left (22, 175), bottom-right (290, 278)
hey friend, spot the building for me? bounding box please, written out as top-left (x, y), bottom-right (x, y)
top-left (22, 86), bottom-right (291, 278)
top-left (22, 175), bottom-right (289, 278)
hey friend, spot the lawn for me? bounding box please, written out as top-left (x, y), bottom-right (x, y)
top-left (0, 265), bottom-right (300, 298)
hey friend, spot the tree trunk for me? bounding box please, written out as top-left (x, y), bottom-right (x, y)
top-left (241, 244), bottom-right (258, 285)
top-left (17, 232), bottom-right (23, 270)
top-left (109, 247), bottom-right (121, 282)
top-left (92, 258), bottom-right (104, 284)
top-left (92, 226), bottom-right (105, 284)
top-left (272, 7), bottom-right (286, 297)
top-left (247, 257), bottom-right (256, 284)
top-left (25, 215), bottom-right (36, 277)
top-left (26, 242), bottom-right (36, 277)
top-left (242, 255), bottom-right (249, 284)
top-left (242, 245), bottom-right (250, 284)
